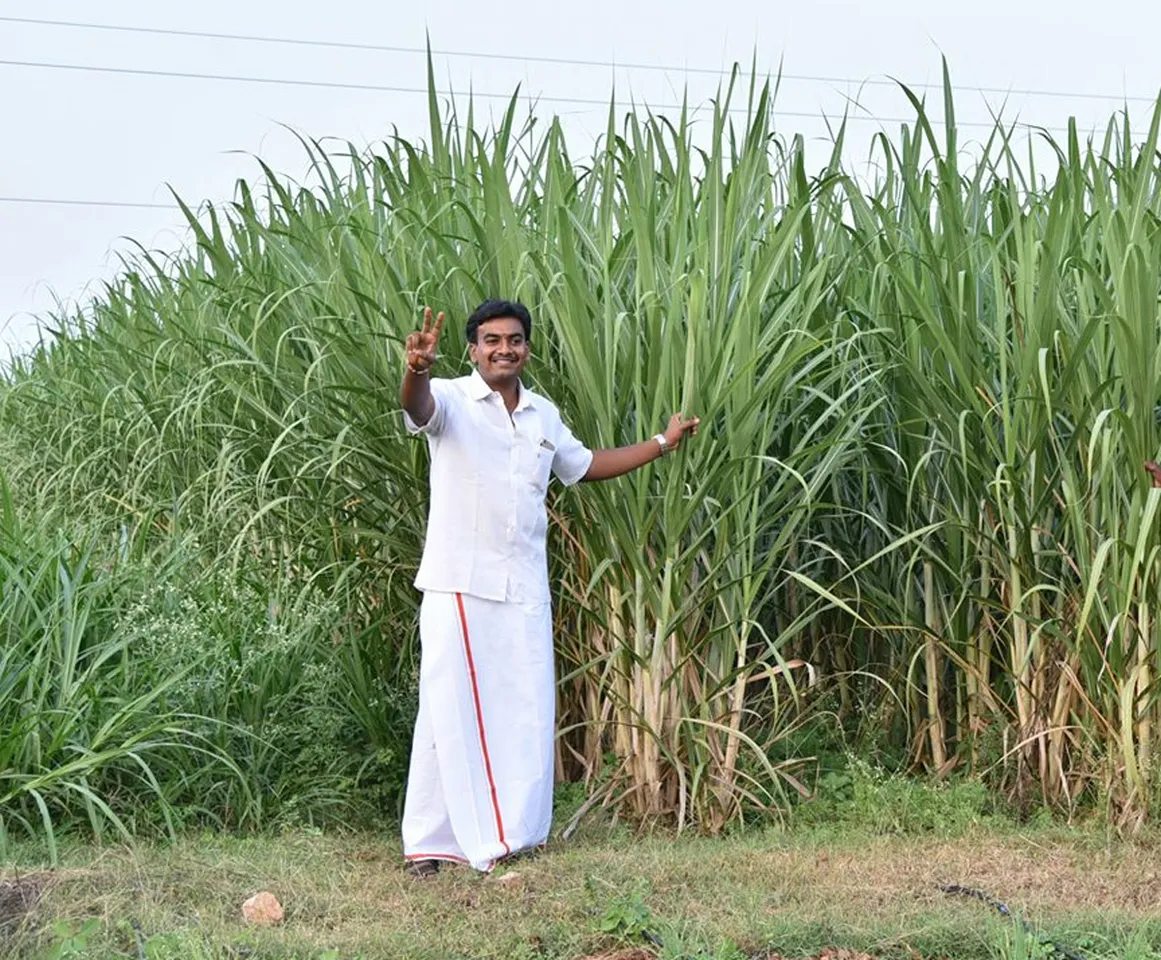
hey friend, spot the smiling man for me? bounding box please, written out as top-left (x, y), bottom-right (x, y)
top-left (399, 299), bottom-right (699, 877)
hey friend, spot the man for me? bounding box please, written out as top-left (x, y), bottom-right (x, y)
top-left (399, 299), bottom-right (699, 877)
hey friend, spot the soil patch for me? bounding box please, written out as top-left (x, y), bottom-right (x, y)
top-left (579, 952), bottom-right (877, 960)
top-left (764, 953), bottom-right (876, 960)
top-left (0, 874), bottom-right (45, 936)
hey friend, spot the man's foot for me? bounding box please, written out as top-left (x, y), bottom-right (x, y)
top-left (405, 858), bottom-right (441, 880)
top-left (498, 845), bottom-right (544, 867)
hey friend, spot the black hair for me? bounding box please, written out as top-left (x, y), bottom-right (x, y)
top-left (465, 299), bottom-right (532, 343)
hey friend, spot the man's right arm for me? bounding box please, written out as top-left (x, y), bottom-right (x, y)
top-left (401, 307), bottom-right (445, 429)
top-left (401, 368), bottom-right (436, 427)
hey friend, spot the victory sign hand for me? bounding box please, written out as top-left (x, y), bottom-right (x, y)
top-left (405, 307), bottom-right (444, 374)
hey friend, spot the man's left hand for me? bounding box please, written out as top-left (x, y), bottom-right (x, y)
top-left (664, 413), bottom-right (701, 451)
top-left (584, 412), bottom-right (702, 481)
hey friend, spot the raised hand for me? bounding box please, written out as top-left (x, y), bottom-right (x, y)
top-left (663, 412), bottom-right (701, 451)
top-left (404, 307), bottom-right (445, 374)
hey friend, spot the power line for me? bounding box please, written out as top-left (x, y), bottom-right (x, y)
top-left (0, 57), bottom-right (498, 101)
top-left (0, 56), bottom-right (893, 119)
top-left (0, 196), bottom-right (175, 210)
top-left (2, 13), bottom-right (1158, 106)
top-left (0, 57), bottom-right (1083, 133)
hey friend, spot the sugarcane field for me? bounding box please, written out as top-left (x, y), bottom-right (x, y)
top-left (4, 15), bottom-right (1161, 958)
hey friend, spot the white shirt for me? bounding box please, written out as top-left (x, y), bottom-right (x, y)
top-left (404, 369), bottom-right (594, 603)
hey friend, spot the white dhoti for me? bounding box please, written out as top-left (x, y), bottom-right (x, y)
top-left (401, 591), bottom-right (555, 872)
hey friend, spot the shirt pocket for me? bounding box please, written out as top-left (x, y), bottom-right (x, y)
top-left (525, 439), bottom-right (555, 492)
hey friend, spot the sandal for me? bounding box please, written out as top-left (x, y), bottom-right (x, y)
top-left (406, 858), bottom-right (441, 879)
top-left (499, 844), bottom-right (545, 866)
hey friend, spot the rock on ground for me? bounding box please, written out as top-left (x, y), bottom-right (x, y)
top-left (241, 890), bottom-right (284, 925)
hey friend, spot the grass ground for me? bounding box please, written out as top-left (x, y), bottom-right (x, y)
top-left (2, 818), bottom-right (1160, 960)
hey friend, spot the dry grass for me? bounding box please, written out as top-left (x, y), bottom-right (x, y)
top-left (1, 825), bottom-right (1157, 959)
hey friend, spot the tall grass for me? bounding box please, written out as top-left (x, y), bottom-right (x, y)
top-left (4, 63), bottom-right (1161, 835)
top-left (830, 73), bottom-right (1161, 823)
top-left (0, 469), bottom-right (414, 859)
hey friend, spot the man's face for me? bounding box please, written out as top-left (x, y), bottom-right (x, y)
top-left (469, 316), bottom-right (530, 384)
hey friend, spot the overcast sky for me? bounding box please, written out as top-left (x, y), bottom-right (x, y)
top-left (4, 0), bottom-right (1161, 354)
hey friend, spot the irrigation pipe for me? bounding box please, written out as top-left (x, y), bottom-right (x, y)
top-left (939, 883), bottom-right (1088, 960)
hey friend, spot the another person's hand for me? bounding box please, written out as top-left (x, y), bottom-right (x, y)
top-left (404, 307), bottom-right (444, 374)
top-left (663, 413), bottom-right (700, 451)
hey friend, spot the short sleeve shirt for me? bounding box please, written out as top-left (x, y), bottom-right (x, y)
top-left (404, 370), bottom-right (593, 603)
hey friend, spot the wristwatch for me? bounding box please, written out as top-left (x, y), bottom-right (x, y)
top-left (653, 433), bottom-right (670, 455)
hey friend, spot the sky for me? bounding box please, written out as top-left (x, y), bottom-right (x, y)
top-left (4, 0), bottom-right (1161, 355)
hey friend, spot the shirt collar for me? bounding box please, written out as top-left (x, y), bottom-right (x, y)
top-left (469, 368), bottom-right (535, 411)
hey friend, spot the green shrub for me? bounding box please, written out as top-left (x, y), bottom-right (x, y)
top-left (796, 757), bottom-right (1001, 835)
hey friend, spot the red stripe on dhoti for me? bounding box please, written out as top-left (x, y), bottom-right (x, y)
top-left (454, 592), bottom-right (510, 857)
